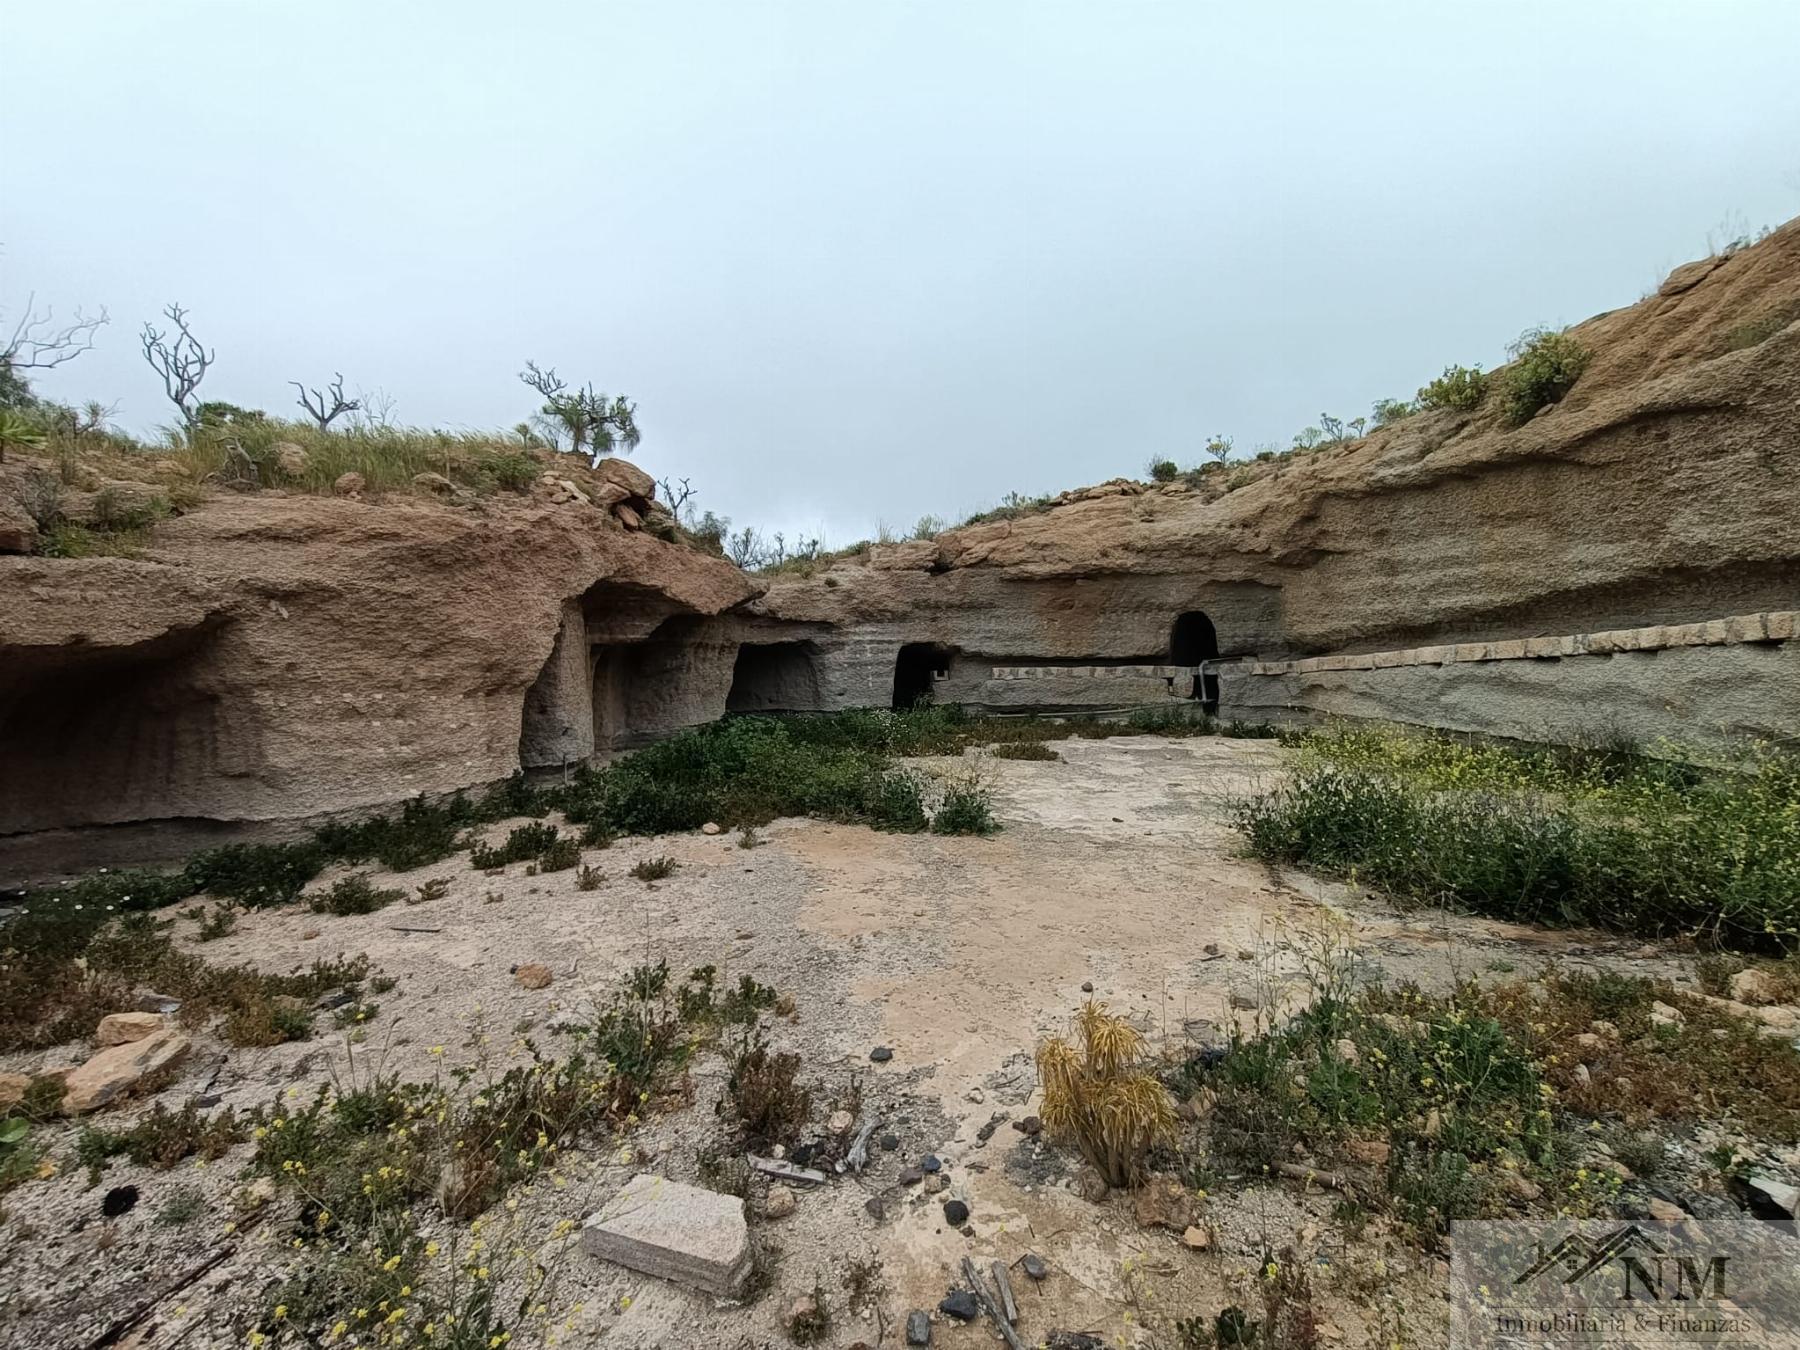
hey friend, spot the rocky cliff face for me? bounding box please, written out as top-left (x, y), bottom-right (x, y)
top-left (751, 221), bottom-right (1800, 704)
top-left (0, 469), bottom-right (756, 875)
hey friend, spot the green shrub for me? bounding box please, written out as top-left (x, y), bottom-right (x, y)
top-left (1147, 459), bottom-right (1179, 483)
top-left (1236, 727), bottom-right (1800, 950)
top-left (310, 874), bottom-right (406, 916)
top-left (992, 741), bottom-right (1060, 761)
top-left (477, 449), bottom-right (539, 491)
top-left (186, 842), bottom-right (325, 908)
top-left (469, 822), bottom-right (561, 869)
top-left (1499, 328), bottom-right (1591, 424)
top-left (1415, 365), bottom-right (1488, 412)
top-left (630, 855), bottom-right (678, 882)
top-left (1371, 397), bottom-right (1417, 427)
top-left (538, 836), bottom-right (582, 872)
top-left (932, 775), bottom-right (998, 835)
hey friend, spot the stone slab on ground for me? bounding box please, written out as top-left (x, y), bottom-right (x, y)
top-left (62, 1029), bottom-right (191, 1113)
top-left (580, 1173), bottom-right (751, 1296)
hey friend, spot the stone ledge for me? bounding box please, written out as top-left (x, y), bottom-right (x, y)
top-left (1240, 610), bottom-right (1795, 679)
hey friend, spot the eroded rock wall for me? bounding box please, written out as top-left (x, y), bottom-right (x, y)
top-left (754, 222), bottom-right (1800, 734)
top-left (1, 481), bottom-right (756, 877)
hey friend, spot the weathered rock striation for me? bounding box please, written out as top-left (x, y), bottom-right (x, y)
top-left (743, 221), bottom-right (1800, 735)
top-left (0, 464), bottom-right (756, 876)
top-left (4, 225), bottom-right (1797, 876)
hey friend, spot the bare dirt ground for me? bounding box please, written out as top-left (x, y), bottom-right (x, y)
top-left (0, 735), bottom-right (1717, 1349)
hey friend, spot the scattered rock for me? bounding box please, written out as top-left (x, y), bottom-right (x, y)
top-left (1646, 1197), bottom-right (1688, 1222)
top-left (332, 471), bottom-right (365, 497)
top-left (879, 1133), bottom-right (900, 1151)
top-left (1132, 1174), bottom-right (1197, 1231)
top-left (1499, 1171), bottom-right (1543, 1202)
top-left (102, 1184), bottom-right (140, 1218)
top-left (1422, 1108), bottom-right (1442, 1138)
top-left (924, 1173), bottom-right (947, 1194)
top-left (0, 496), bottom-right (39, 555)
top-left (785, 1295), bottom-right (820, 1337)
top-left (514, 963), bottom-right (553, 990)
top-left (580, 1174), bottom-right (752, 1296)
top-left (906, 1309), bottom-right (931, 1345)
top-left (238, 1176), bottom-right (277, 1210)
top-left (62, 1029), bottom-right (192, 1114)
top-left (870, 1046), bottom-right (893, 1063)
top-left (1021, 1253), bottom-right (1048, 1280)
top-left (412, 471), bottom-right (456, 495)
top-left (594, 455), bottom-right (656, 500)
top-left (1333, 1037), bottom-right (1360, 1066)
top-left (1729, 968), bottom-right (1784, 1006)
top-left (1181, 1225), bottom-right (1210, 1250)
top-left (975, 1113), bottom-right (1007, 1143)
top-left (271, 442), bottom-right (310, 477)
top-left (1745, 1174), bottom-right (1799, 1220)
top-left (1573, 1032), bottom-right (1605, 1052)
top-left (1573, 1064), bottom-right (1591, 1084)
top-left (1649, 1001), bottom-right (1684, 1028)
top-left (613, 503), bottom-right (643, 530)
top-left (1591, 1020), bottom-right (1620, 1040)
top-left (898, 1167), bottom-right (924, 1186)
top-left (95, 1011), bottom-right (164, 1047)
top-left (1229, 991), bottom-right (1259, 1010)
top-left (1081, 981), bottom-right (1094, 993)
top-left (1073, 1167), bottom-right (1110, 1203)
top-left (764, 1185), bottom-right (796, 1219)
top-left (0, 1073), bottom-right (32, 1109)
top-left (701, 821), bottom-right (723, 836)
top-left (1343, 1136), bottom-right (1391, 1167)
top-left (939, 1290), bottom-right (979, 1322)
top-left (921, 1154), bottom-right (942, 1173)
top-left (133, 992), bottom-right (181, 1014)
top-left (827, 1109), bottom-right (854, 1133)
top-left (1203, 942), bottom-right (1221, 956)
top-left (1015, 1116), bottom-right (1042, 1136)
top-left (966, 1087), bottom-right (985, 1104)
top-left (300, 928), bottom-right (321, 941)
top-left (942, 1198), bottom-right (970, 1225)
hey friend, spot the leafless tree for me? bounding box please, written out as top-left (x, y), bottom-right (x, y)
top-left (657, 475), bottom-right (697, 521)
top-left (290, 372), bottom-right (362, 431)
top-left (140, 303), bottom-right (214, 433)
top-left (351, 385), bottom-right (398, 432)
top-left (3, 294), bottom-right (109, 374)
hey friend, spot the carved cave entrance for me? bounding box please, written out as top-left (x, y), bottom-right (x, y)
top-left (1170, 611), bottom-right (1220, 708)
top-left (726, 642), bottom-right (824, 714)
top-left (892, 642), bottom-right (952, 710)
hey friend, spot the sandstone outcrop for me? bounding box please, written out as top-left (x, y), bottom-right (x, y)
top-left (0, 457), bottom-right (756, 877)
top-left (744, 222), bottom-right (1800, 723)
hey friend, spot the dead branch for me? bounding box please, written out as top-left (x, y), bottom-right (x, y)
top-left (3, 292), bottom-right (109, 370)
top-left (291, 372), bottom-right (361, 431)
top-left (139, 303), bottom-right (213, 431)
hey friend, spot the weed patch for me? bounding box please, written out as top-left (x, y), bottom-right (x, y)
top-left (1500, 327), bottom-right (1591, 424)
top-left (1237, 725), bottom-right (1800, 949)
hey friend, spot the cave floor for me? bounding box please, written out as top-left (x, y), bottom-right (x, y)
top-left (0, 735), bottom-right (1728, 1349)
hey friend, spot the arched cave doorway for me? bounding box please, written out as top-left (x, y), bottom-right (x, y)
top-left (727, 642), bottom-right (824, 714)
top-left (892, 643), bottom-right (952, 710)
top-left (1170, 611), bottom-right (1220, 708)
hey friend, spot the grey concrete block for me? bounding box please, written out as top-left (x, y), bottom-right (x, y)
top-left (581, 1174), bottom-right (752, 1296)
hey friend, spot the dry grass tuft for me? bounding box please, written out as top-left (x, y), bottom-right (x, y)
top-left (1038, 999), bottom-right (1176, 1188)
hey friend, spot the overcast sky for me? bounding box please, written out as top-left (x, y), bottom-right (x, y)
top-left (6, 3), bottom-right (1798, 544)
